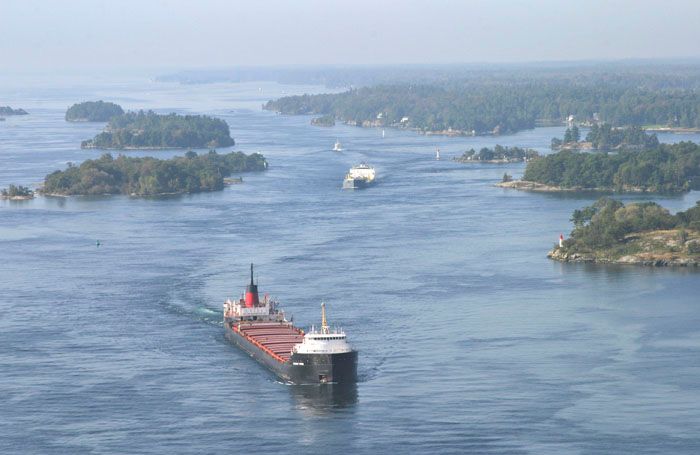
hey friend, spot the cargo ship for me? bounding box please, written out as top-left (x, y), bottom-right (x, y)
top-left (342, 163), bottom-right (376, 189)
top-left (223, 264), bottom-right (358, 384)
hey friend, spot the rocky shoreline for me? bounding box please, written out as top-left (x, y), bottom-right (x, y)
top-left (0, 194), bottom-right (34, 201)
top-left (456, 157), bottom-right (528, 164)
top-left (643, 126), bottom-right (700, 134)
top-left (496, 180), bottom-right (584, 192)
top-left (81, 144), bottom-right (199, 150)
top-left (548, 229), bottom-right (700, 267)
top-left (496, 180), bottom-right (647, 193)
top-left (548, 247), bottom-right (699, 266)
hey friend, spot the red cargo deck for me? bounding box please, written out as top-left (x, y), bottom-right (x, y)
top-left (234, 322), bottom-right (304, 362)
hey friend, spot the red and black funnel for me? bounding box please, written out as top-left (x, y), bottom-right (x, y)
top-left (245, 263), bottom-right (259, 308)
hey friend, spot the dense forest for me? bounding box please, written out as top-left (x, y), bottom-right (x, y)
top-left (43, 151), bottom-right (266, 196)
top-left (551, 124), bottom-right (660, 150)
top-left (456, 145), bottom-right (539, 163)
top-left (81, 111), bottom-right (235, 149)
top-left (522, 141), bottom-right (700, 192)
top-left (65, 101), bottom-right (124, 122)
top-left (561, 197), bottom-right (700, 252)
top-left (0, 106), bottom-right (28, 115)
top-left (264, 81), bottom-right (700, 135)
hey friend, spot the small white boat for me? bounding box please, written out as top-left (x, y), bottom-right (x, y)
top-left (435, 147), bottom-right (441, 160)
top-left (333, 140), bottom-right (343, 152)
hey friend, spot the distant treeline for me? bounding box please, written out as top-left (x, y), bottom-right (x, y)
top-left (564, 197), bottom-right (700, 251)
top-left (552, 124), bottom-right (660, 150)
top-left (0, 106), bottom-right (28, 115)
top-left (66, 101), bottom-right (124, 122)
top-left (456, 145), bottom-right (539, 162)
top-left (523, 141), bottom-right (700, 193)
top-left (81, 111), bottom-right (235, 149)
top-left (43, 151), bottom-right (266, 196)
top-left (157, 62), bottom-right (700, 90)
top-left (264, 82), bottom-right (700, 135)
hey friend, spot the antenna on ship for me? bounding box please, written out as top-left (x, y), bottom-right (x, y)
top-left (321, 302), bottom-right (330, 334)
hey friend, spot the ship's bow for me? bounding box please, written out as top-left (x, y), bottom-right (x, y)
top-left (289, 350), bottom-right (358, 384)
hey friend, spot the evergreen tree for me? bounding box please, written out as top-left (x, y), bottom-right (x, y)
top-left (571, 125), bottom-right (580, 142)
top-left (563, 128), bottom-right (573, 143)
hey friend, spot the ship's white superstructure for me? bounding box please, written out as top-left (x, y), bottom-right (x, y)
top-left (293, 303), bottom-right (352, 354)
top-left (223, 294), bottom-right (285, 322)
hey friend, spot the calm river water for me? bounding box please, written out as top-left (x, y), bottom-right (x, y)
top-left (1, 77), bottom-right (700, 454)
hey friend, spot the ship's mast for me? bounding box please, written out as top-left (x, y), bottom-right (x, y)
top-left (321, 302), bottom-right (330, 334)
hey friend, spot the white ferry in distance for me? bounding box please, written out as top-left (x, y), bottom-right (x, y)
top-left (342, 163), bottom-right (376, 190)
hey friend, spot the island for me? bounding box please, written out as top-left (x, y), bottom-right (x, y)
top-left (497, 141), bottom-right (700, 193)
top-left (81, 111), bottom-right (235, 149)
top-left (311, 115), bottom-right (336, 127)
top-left (41, 150), bottom-right (266, 196)
top-left (551, 124), bottom-right (659, 151)
top-left (455, 145), bottom-right (539, 163)
top-left (548, 198), bottom-right (700, 266)
top-left (1, 184), bottom-right (34, 200)
top-left (263, 80), bottom-right (700, 136)
top-left (66, 101), bottom-right (124, 122)
top-left (0, 106), bottom-right (28, 116)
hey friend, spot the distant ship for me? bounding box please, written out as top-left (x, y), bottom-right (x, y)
top-left (333, 140), bottom-right (343, 152)
top-left (436, 147), bottom-right (441, 160)
top-left (224, 264), bottom-right (358, 384)
top-left (342, 163), bottom-right (376, 190)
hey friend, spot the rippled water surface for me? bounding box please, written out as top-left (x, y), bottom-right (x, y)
top-left (1, 78), bottom-right (700, 454)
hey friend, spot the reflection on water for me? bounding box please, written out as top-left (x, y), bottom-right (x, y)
top-left (289, 383), bottom-right (358, 415)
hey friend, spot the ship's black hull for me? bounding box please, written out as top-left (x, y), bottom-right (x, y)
top-left (225, 324), bottom-right (358, 385)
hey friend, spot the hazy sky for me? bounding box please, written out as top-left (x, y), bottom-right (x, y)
top-left (2, 0), bottom-right (700, 71)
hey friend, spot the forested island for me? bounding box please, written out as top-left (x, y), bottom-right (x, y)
top-left (455, 145), bottom-right (539, 163)
top-left (42, 151), bottom-right (266, 196)
top-left (498, 141), bottom-right (700, 193)
top-left (0, 106), bottom-right (28, 116)
top-left (66, 101), bottom-right (124, 122)
top-left (1, 184), bottom-right (34, 200)
top-left (81, 111), bottom-right (235, 149)
top-left (549, 198), bottom-right (700, 266)
top-left (551, 124), bottom-right (660, 150)
top-left (264, 80), bottom-right (700, 136)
